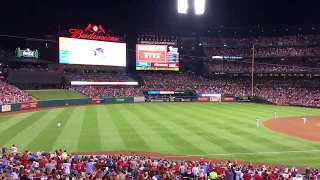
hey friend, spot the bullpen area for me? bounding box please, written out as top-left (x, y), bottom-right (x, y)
top-left (0, 102), bottom-right (320, 167)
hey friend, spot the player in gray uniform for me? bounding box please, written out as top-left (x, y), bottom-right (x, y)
top-left (256, 118), bottom-right (260, 127)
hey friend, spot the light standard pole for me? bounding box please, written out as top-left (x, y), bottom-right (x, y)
top-left (251, 44), bottom-right (256, 97)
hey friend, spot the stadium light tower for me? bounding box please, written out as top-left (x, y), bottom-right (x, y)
top-left (178, 0), bottom-right (205, 15)
top-left (178, 0), bottom-right (188, 14)
top-left (194, 0), bottom-right (205, 15)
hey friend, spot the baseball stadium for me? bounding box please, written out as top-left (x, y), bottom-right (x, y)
top-left (0, 1), bottom-right (320, 179)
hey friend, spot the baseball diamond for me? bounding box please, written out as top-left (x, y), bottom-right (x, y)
top-left (1, 102), bottom-right (320, 167)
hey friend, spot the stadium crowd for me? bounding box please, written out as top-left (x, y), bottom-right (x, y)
top-left (0, 82), bottom-right (36, 104)
top-left (205, 62), bottom-right (320, 73)
top-left (205, 47), bottom-right (320, 58)
top-left (201, 35), bottom-right (320, 47)
top-left (7, 65), bottom-right (56, 72)
top-left (72, 86), bottom-right (143, 99)
top-left (64, 72), bottom-right (135, 84)
top-left (0, 148), bottom-right (315, 180)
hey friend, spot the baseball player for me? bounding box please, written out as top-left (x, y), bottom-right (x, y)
top-left (57, 122), bottom-right (62, 128)
top-left (130, 104), bottom-right (132, 109)
top-left (302, 117), bottom-right (307, 124)
top-left (274, 111), bottom-right (277, 118)
top-left (256, 118), bottom-right (260, 127)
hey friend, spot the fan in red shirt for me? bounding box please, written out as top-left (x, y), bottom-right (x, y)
top-left (77, 160), bottom-right (85, 173)
top-left (21, 155), bottom-right (28, 167)
top-left (39, 157), bottom-right (47, 168)
top-left (254, 171), bottom-right (262, 180)
top-left (244, 171), bottom-right (251, 180)
top-left (267, 171), bottom-right (277, 180)
top-left (248, 162), bottom-right (254, 169)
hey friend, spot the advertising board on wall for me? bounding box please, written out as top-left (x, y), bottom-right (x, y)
top-left (91, 99), bottom-right (105, 104)
top-left (209, 95), bottom-right (221, 102)
top-left (1, 105), bottom-right (11, 112)
top-left (116, 98), bottom-right (125, 103)
top-left (134, 96), bottom-right (145, 102)
top-left (198, 97), bottom-right (208, 102)
top-left (236, 96), bottom-right (252, 102)
top-left (20, 102), bottom-right (38, 110)
top-left (224, 96), bottom-right (234, 102)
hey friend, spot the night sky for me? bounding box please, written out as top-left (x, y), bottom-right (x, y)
top-left (0, 0), bottom-right (318, 37)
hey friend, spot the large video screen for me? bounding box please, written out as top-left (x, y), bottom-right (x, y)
top-left (59, 37), bottom-right (126, 67)
top-left (136, 44), bottom-right (179, 71)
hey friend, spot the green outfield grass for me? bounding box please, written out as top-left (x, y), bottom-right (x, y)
top-left (0, 103), bottom-right (320, 167)
top-left (25, 89), bottom-right (87, 100)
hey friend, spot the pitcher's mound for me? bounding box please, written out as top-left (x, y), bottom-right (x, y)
top-left (264, 116), bottom-right (320, 142)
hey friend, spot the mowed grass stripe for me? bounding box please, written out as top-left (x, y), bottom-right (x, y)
top-left (25, 108), bottom-right (75, 152)
top-left (115, 105), bottom-right (179, 154)
top-left (77, 106), bottom-right (102, 152)
top-left (153, 104), bottom-right (256, 153)
top-left (196, 103), bottom-right (302, 151)
top-left (128, 105), bottom-right (200, 154)
top-left (106, 105), bottom-right (152, 152)
top-left (165, 103), bottom-right (263, 152)
top-left (0, 112), bottom-right (37, 133)
top-left (228, 105), bottom-right (320, 150)
top-left (52, 107), bottom-right (86, 152)
top-left (156, 104), bottom-right (245, 153)
top-left (96, 106), bottom-right (126, 151)
top-left (136, 104), bottom-right (207, 155)
top-left (5, 109), bottom-right (64, 151)
top-left (0, 111), bottom-right (48, 147)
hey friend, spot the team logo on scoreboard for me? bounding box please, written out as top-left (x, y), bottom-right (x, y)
top-left (69, 23), bottom-right (120, 42)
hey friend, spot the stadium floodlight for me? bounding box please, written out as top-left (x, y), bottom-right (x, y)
top-left (195, 0), bottom-right (205, 15)
top-left (178, 0), bottom-right (188, 14)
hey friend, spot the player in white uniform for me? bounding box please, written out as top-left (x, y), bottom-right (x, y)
top-left (274, 111), bottom-right (276, 118)
top-left (130, 104), bottom-right (132, 109)
top-left (256, 118), bottom-right (260, 127)
top-left (57, 122), bottom-right (62, 128)
top-left (302, 117), bottom-right (307, 124)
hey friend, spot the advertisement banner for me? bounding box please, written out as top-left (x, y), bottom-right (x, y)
top-left (1, 105), bottom-right (11, 112)
top-left (151, 63), bottom-right (169, 67)
top-left (198, 97), bottom-right (208, 102)
top-left (115, 98), bottom-right (125, 103)
top-left (134, 96), bottom-right (145, 102)
top-left (236, 96), bottom-right (252, 102)
top-left (91, 99), bottom-right (105, 104)
top-left (209, 95), bottom-right (221, 102)
top-left (150, 99), bottom-right (165, 102)
top-left (20, 102), bottom-right (38, 110)
top-left (136, 44), bottom-right (167, 62)
top-left (224, 96), bottom-right (234, 102)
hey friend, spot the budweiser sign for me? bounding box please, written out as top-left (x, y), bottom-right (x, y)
top-left (69, 23), bottom-right (120, 42)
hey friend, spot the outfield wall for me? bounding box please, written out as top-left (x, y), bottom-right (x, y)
top-left (0, 95), bottom-right (279, 113)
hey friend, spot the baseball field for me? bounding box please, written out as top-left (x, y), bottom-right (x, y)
top-left (0, 102), bottom-right (320, 167)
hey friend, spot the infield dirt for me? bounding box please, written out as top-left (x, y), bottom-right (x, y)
top-left (264, 116), bottom-right (320, 143)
